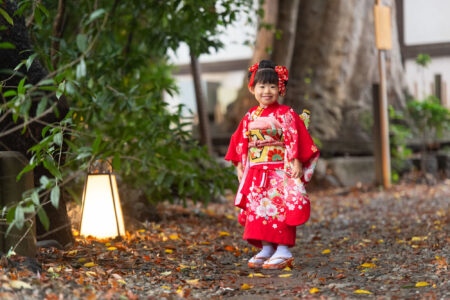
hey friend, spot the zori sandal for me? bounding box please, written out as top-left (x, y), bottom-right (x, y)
top-left (262, 257), bottom-right (294, 270)
top-left (248, 256), bottom-right (270, 268)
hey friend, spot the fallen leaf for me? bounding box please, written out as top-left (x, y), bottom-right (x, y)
top-left (354, 289), bottom-right (372, 294)
top-left (241, 283), bottom-right (252, 290)
top-left (107, 247), bottom-right (117, 251)
top-left (165, 249), bottom-right (173, 254)
top-left (118, 280), bottom-right (126, 285)
top-left (85, 271), bottom-right (97, 277)
top-left (186, 279), bottom-right (199, 285)
top-left (279, 273), bottom-right (292, 278)
top-left (84, 262), bottom-right (97, 267)
top-left (10, 280), bottom-right (32, 289)
top-left (161, 271), bottom-right (171, 276)
top-left (411, 236), bottom-right (427, 242)
top-left (66, 250), bottom-right (77, 256)
top-left (415, 282), bottom-right (430, 287)
top-left (309, 288), bottom-right (319, 294)
top-left (360, 263), bottom-right (376, 268)
top-left (224, 245), bottom-right (235, 252)
top-left (169, 234), bottom-right (179, 240)
top-left (322, 249), bottom-right (331, 254)
top-left (219, 231), bottom-right (231, 236)
top-left (283, 266), bottom-right (291, 271)
top-left (78, 258), bottom-right (86, 263)
top-left (161, 286), bottom-right (171, 290)
top-left (248, 273), bottom-right (267, 278)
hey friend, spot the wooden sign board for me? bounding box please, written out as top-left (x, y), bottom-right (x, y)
top-left (374, 5), bottom-right (392, 50)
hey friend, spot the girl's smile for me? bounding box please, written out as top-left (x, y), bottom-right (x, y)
top-left (250, 83), bottom-right (279, 107)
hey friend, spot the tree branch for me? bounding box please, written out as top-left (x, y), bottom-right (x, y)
top-left (51, 0), bottom-right (67, 68)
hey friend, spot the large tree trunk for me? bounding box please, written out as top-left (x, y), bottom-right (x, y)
top-left (0, 1), bottom-right (73, 247)
top-left (226, 0), bottom-right (406, 156)
top-left (271, 0), bottom-right (300, 75)
top-left (284, 0), bottom-right (406, 155)
top-left (225, 0), bottom-right (279, 131)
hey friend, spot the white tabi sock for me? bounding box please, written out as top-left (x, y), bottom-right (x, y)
top-left (268, 245), bottom-right (292, 264)
top-left (249, 244), bottom-right (274, 263)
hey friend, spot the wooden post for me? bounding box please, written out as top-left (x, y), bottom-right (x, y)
top-left (372, 84), bottom-right (383, 185)
top-left (190, 52), bottom-right (213, 155)
top-left (374, 0), bottom-right (392, 188)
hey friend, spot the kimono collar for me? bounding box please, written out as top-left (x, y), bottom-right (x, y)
top-left (259, 101), bottom-right (280, 110)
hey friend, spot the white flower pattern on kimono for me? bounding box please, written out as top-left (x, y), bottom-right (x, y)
top-left (265, 204), bottom-right (277, 217)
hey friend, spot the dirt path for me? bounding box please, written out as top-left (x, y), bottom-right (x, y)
top-left (0, 181), bottom-right (448, 299)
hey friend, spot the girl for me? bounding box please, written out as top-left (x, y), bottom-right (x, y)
top-left (225, 60), bottom-right (319, 269)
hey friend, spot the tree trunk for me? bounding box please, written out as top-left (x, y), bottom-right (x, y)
top-left (225, 0), bottom-right (279, 131)
top-left (226, 0), bottom-right (406, 156)
top-left (0, 1), bottom-right (73, 247)
top-left (271, 0), bottom-right (300, 74)
top-left (283, 0), bottom-right (405, 155)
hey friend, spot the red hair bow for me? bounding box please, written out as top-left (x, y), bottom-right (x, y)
top-left (248, 62), bottom-right (289, 96)
top-left (275, 65), bottom-right (288, 96)
top-left (248, 62), bottom-right (259, 89)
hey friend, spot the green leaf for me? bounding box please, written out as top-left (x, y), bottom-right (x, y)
top-left (31, 191), bottom-right (40, 206)
top-left (76, 58), bottom-right (87, 79)
top-left (76, 34), bottom-right (88, 52)
top-left (37, 3), bottom-right (50, 18)
top-left (36, 97), bottom-right (48, 116)
top-left (3, 90), bottom-right (17, 97)
top-left (50, 185), bottom-right (60, 209)
top-left (0, 42), bottom-right (15, 49)
top-left (6, 206), bottom-right (16, 223)
top-left (14, 205), bottom-right (24, 229)
top-left (17, 77), bottom-right (26, 94)
top-left (25, 53), bottom-right (37, 71)
top-left (17, 163), bottom-right (35, 180)
top-left (37, 207), bottom-right (50, 231)
top-left (43, 159), bottom-right (62, 180)
top-left (39, 175), bottom-right (50, 187)
top-left (0, 7), bottom-right (14, 25)
top-left (112, 153), bottom-right (121, 171)
top-left (56, 81), bottom-right (65, 99)
top-left (53, 132), bottom-right (63, 146)
top-left (87, 9), bottom-right (106, 24)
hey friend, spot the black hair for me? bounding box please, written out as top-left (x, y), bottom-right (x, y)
top-left (247, 60), bottom-right (288, 90)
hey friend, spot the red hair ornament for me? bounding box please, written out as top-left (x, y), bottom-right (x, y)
top-left (248, 63), bottom-right (289, 96)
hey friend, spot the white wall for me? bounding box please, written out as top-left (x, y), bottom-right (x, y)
top-left (404, 0), bottom-right (450, 45)
top-left (404, 57), bottom-right (450, 107)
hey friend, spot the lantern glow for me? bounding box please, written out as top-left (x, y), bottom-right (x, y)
top-left (80, 174), bottom-right (125, 239)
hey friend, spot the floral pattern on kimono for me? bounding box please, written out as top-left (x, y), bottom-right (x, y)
top-left (225, 102), bottom-right (320, 248)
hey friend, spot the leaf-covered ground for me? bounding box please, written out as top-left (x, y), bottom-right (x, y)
top-left (0, 181), bottom-right (448, 299)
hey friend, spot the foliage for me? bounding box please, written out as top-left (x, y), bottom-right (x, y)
top-left (405, 95), bottom-right (450, 143)
top-left (415, 53), bottom-right (431, 68)
top-left (389, 105), bottom-right (413, 181)
top-left (0, 0), bottom-right (253, 234)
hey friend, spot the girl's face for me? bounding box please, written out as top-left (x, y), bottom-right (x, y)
top-left (249, 82), bottom-right (279, 107)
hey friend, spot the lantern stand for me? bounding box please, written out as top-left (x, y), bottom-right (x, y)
top-left (79, 160), bottom-right (125, 239)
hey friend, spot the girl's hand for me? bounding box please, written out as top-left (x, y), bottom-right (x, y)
top-left (291, 159), bottom-right (303, 178)
top-left (237, 162), bottom-right (244, 182)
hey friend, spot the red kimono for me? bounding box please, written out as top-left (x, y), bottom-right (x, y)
top-left (225, 102), bottom-right (319, 248)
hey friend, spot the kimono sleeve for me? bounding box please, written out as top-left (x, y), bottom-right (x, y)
top-left (283, 108), bottom-right (319, 164)
top-left (225, 114), bottom-right (248, 166)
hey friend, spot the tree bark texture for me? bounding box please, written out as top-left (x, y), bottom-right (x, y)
top-left (0, 1), bottom-right (73, 247)
top-left (225, 0), bottom-right (280, 131)
top-left (226, 0), bottom-right (406, 155)
top-left (283, 0), bottom-right (406, 155)
top-left (271, 0), bottom-right (300, 74)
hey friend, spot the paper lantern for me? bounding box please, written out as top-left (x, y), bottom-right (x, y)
top-left (79, 161), bottom-right (125, 238)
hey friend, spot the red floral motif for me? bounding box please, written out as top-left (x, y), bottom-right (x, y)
top-left (267, 149), bottom-right (284, 162)
top-left (275, 65), bottom-right (289, 96)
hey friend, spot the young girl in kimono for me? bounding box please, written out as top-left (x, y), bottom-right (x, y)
top-left (225, 60), bottom-right (319, 269)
